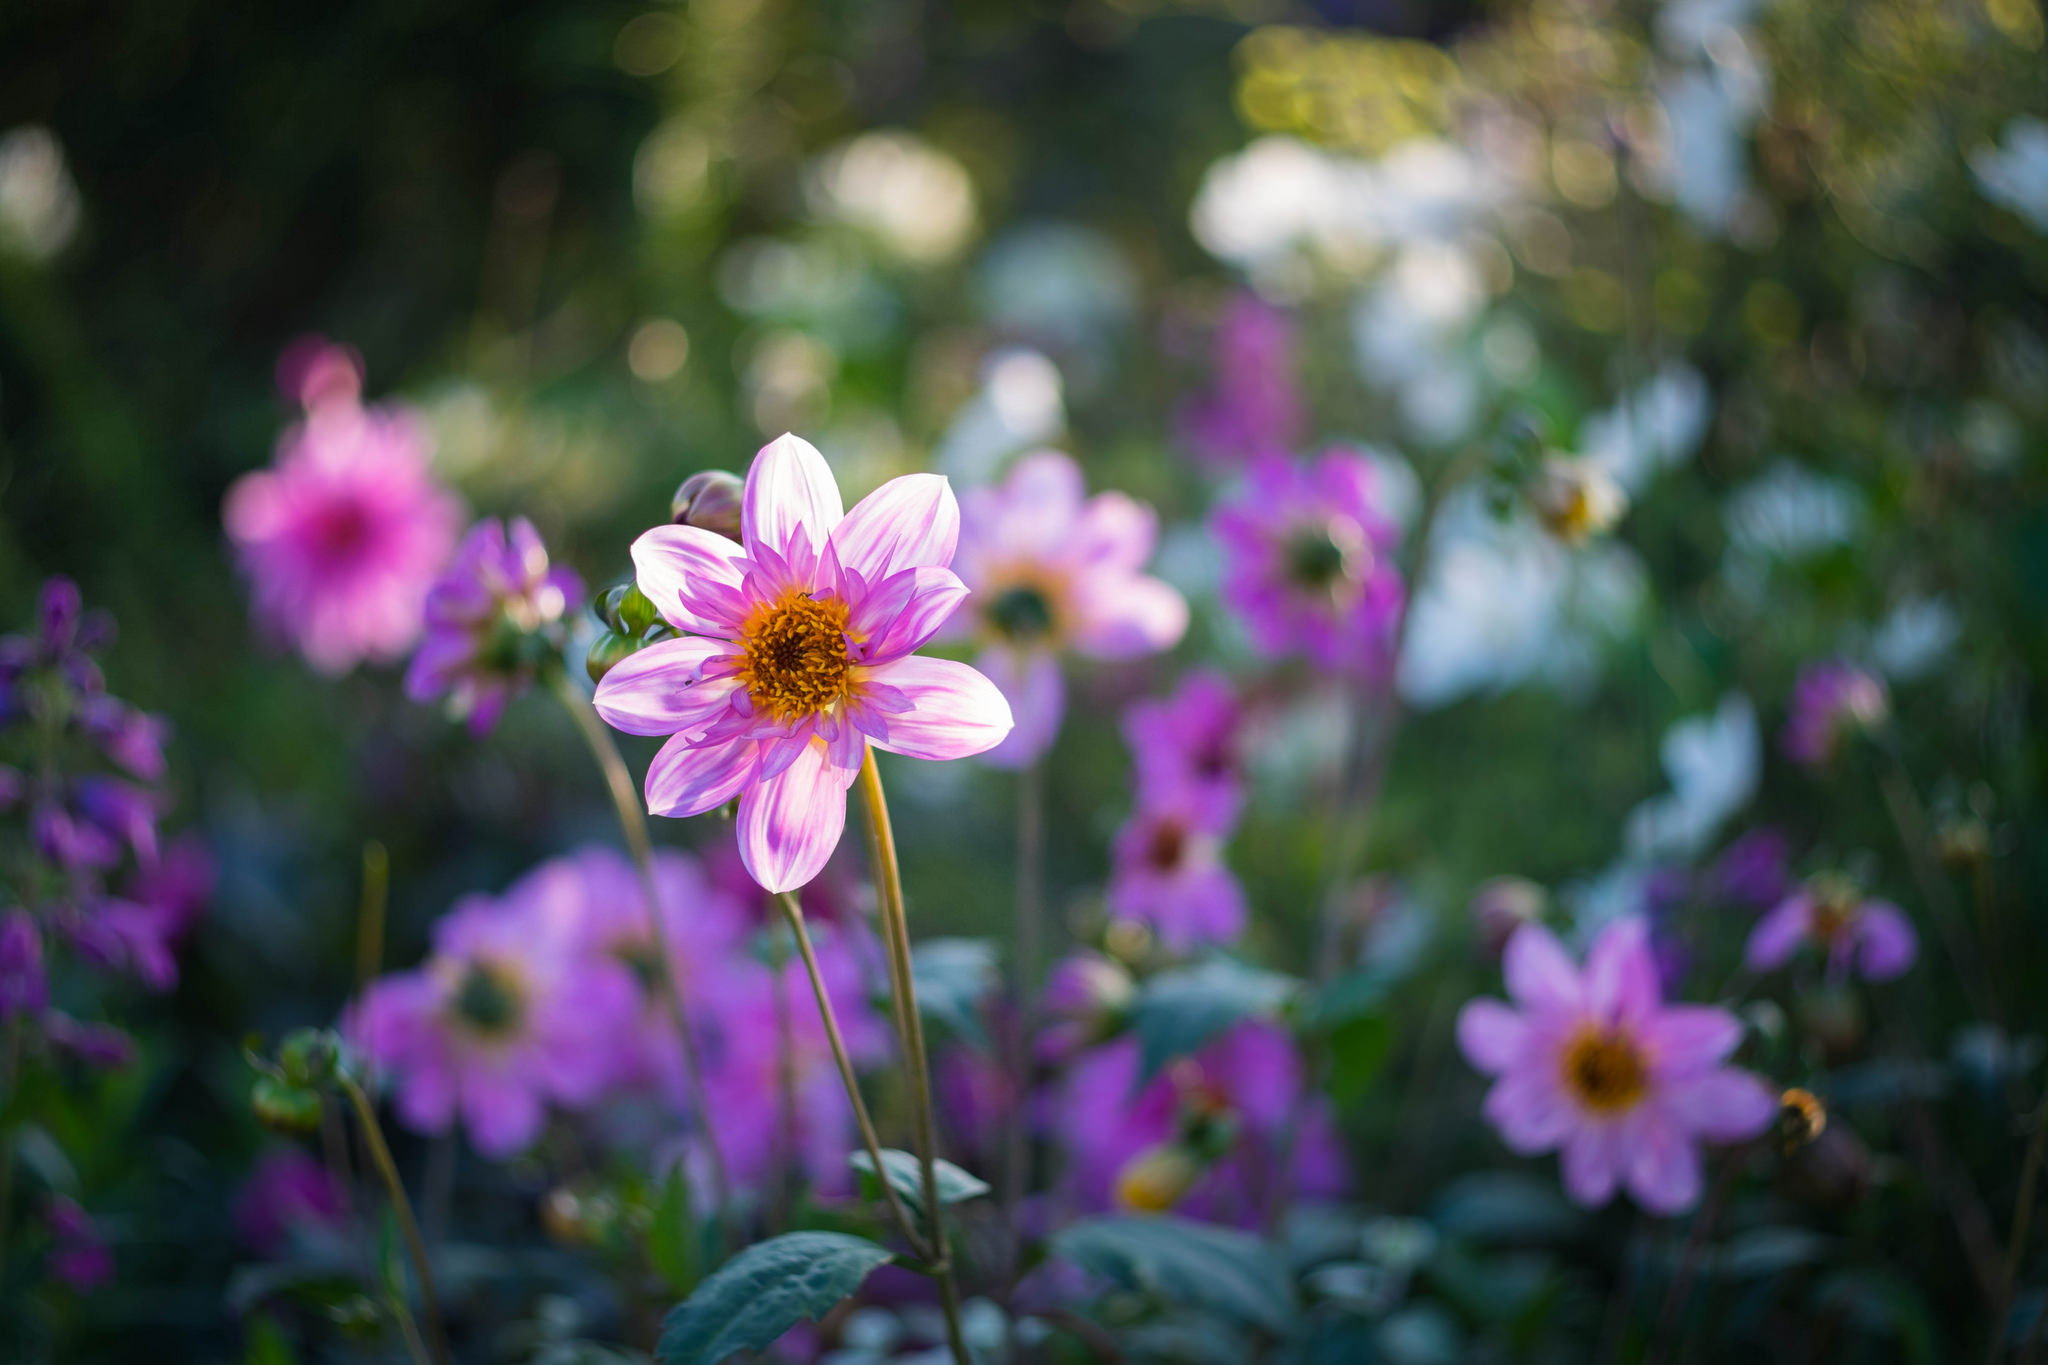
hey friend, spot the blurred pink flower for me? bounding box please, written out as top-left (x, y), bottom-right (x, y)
top-left (1123, 670), bottom-right (1243, 826)
top-left (1457, 918), bottom-right (1776, 1214)
top-left (405, 516), bottom-right (583, 734)
top-left (1179, 293), bottom-right (1305, 469)
top-left (1106, 780), bottom-right (1246, 950)
top-left (349, 857), bottom-right (639, 1157)
top-left (950, 451), bottom-right (1187, 768)
top-left (235, 1148), bottom-right (349, 1257)
top-left (1046, 1021), bottom-right (1346, 1224)
top-left (1782, 660), bottom-right (1888, 769)
top-left (1745, 879), bottom-right (1916, 982)
top-left (224, 340), bottom-right (462, 675)
top-left (1036, 950), bottom-right (1135, 1064)
top-left (594, 434), bottom-right (1011, 893)
top-left (1211, 448), bottom-right (1404, 677)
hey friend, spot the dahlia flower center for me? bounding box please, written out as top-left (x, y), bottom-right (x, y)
top-left (309, 498), bottom-right (376, 562)
top-left (1284, 520), bottom-right (1368, 595)
top-left (1145, 819), bottom-right (1189, 872)
top-left (985, 584), bottom-right (1057, 643)
top-left (453, 961), bottom-right (525, 1036)
top-left (1561, 1027), bottom-right (1648, 1113)
top-left (1810, 896), bottom-right (1855, 944)
top-left (737, 591), bottom-right (853, 721)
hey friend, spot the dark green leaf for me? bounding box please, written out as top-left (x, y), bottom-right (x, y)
top-left (1051, 1216), bottom-right (1298, 1336)
top-left (849, 1148), bottom-right (990, 1212)
top-left (1305, 967), bottom-right (1396, 1031)
top-left (648, 1167), bottom-right (699, 1295)
top-left (1327, 1014), bottom-right (1393, 1108)
top-left (655, 1231), bottom-right (894, 1364)
top-left (910, 938), bottom-right (999, 1051)
top-left (1133, 959), bottom-right (1300, 1084)
top-left (1431, 1173), bottom-right (1587, 1246)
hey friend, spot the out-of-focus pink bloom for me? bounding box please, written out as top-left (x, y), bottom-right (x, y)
top-left (0, 910), bottom-right (46, 1017)
top-left (43, 1013), bottom-right (134, 1068)
top-left (1123, 671), bottom-right (1242, 825)
top-left (71, 776), bottom-right (158, 868)
top-left (594, 434), bottom-right (1012, 893)
top-left (45, 1197), bottom-right (113, 1292)
top-left (235, 1149), bottom-right (349, 1257)
top-left (949, 451), bottom-right (1187, 769)
top-left (405, 517), bottom-right (583, 734)
top-left (1036, 951), bottom-right (1135, 1063)
top-left (936, 1041), bottom-right (1014, 1166)
top-left (1745, 878), bottom-right (1916, 982)
top-left (1047, 1021), bottom-right (1346, 1224)
top-left (1712, 827), bottom-right (1791, 908)
top-left (1781, 660), bottom-right (1888, 769)
top-left (76, 697), bottom-right (168, 782)
top-left (224, 341), bottom-right (462, 675)
top-left (1106, 782), bottom-right (1246, 950)
top-left (1179, 293), bottom-right (1306, 469)
top-left (1211, 448), bottom-right (1405, 677)
top-left (350, 858), bottom-right (640, 1157)
top-left (275, 334), bottom-right (365, 410)
top-left (1457, 918), bottom-right (1777, 1214)
top-left (82, 835), bottom-right (214, 990)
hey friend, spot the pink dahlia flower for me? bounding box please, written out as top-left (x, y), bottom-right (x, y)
top-left (593, 434), bottom-right (1012, 893)
top-left (405, 516), bottom-right (583, 734)
top-left (350, 857), bottom-right (639, 1157)
top-left (1211, 448), bottom-right (1404, 677)
top-left (224, 341), bottom-right (462, 675)
top-left (1781, 660), bottom-right (1889, 769)
top-left (1123, 670), bottom-right (1243, 826)
top-left (950, 450), bottom-right (1188, 768)
top-left (1106, 778), bottom-right (1246, 950)
top-left (1745, 877), bottom-right (1916, 982)
top-left (1178, 292), bottom-right (1306, 469)
top-left (1457, 917), bottom-right (1777, 1214)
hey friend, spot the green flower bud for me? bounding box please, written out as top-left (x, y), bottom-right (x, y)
top-left (278, 1027), bottom-right (340, 1088)
top-left (671, 470), bottom-right (745, 542)
top-left (253, 1076), bottom-right (324, 1134)
top-left (586, 630), bottom-right (645, 685)
top-left (618, 583), bottom-right (659, 637)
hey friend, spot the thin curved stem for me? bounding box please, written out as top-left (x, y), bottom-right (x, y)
top-left (775, 893), bottom-right (931, 1261)
top-left (1004, 763), bottom-right (1044, 1258)
top-left (855, 747), bottom-right (972, 1365)
top-left (339, 1075), bottom-right (450, 1365)
top-left (550, 672), bottom-right (736, 1241)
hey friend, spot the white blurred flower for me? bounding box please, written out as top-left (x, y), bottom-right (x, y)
top-left (806, 130), bottom-right (978, 265)
top-left (1350, 242), bottom-right (1493, 443)
top-left (1724, 461), bottom-right (1865, 560)
top-left (932, 348), bottom-right (1066, 485)
top-left (1971, 118), bottom-right (2048, 235)
top-left (1579, 364), bottom-right (1713, 494)
top-left (0, 126), bottom-right (81, 262)
top-left (1624, 694), bottom-right (1759, 862)
top-left (1870, 596), bottom-right (1961, 681)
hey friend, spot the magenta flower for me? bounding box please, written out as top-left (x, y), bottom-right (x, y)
top-left (405, 517), bottom-right (583, 734)
top-left (1047, 1021), bottom-right (1346, 1224)
top-left (235, 1148), bottom-right (349, 1257)
top-left (1781, 660), bottom-right (1889, 769)
top-left (350, 857), bottom-right (639, 1157)
top-left (1745, 878), bottom-right (1916, 982)
top-left (1179, 292), bottom-right (1306, 469)
top-left (0, 910), bottom-right (46, 1017)
top-left (593, 434), bottom-right (1013, 893)
top-left (1036, 950), bottom-right (1135, 1063)
top-left (1211, 448), bottom-right (1405, 676)
top-left (1106, 781), bottom-right (1246, 950)
top-left (224, 341), bottom-right (462, 675)
top-left (1458, 918), bottom-right (1776, 1213)
top-left (45, 1197), bottom-right (113, 1292)
top-left (1711, 827), bottom-right (1791, 909)
top-left (949, 451), bottom-right (1188, 768)
top-left (1123, 670), bottom-right (1243, 825)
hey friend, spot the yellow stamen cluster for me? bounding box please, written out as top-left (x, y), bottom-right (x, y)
top-left (1561, 1027), bottom-right (1648, 1114)
top-left (736, 590), bottom-right (853, 722)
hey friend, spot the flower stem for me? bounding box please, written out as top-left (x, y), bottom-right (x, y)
top-left (1646, 1151), bottom-right (1742, 1365)
top-left (1004, 762), bottom-right (1045, 1253)
top-left (774, 892), bottom-right (932, 1261)
top-left (1993, 1095), bottom-right (2048, 1364)
top-left (339, 1074), bottom-right (450, 1365)
top-left (1878, 754), bottom-right (2001, 1026)
top-left (855, 747), bottom-right (972, 1365)
top-left (549, 672), bottom-right (737, 1244)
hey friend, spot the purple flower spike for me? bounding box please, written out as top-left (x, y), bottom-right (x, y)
top-left (1457, 918), bottom-right (1777, 1214)
top-left (0, 910), bottom-right (47, 1018)
top-left (1179, 293), bottom-right (1306, 470)
top-left (45, 1197), bottom-right (113, 1292)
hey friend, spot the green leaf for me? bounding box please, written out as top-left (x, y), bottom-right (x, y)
top-left (910, 938), bottom-right (999, 1051)
top-left (1327, 1014), bottom-right (1393, 1109)
top-left (1305, 967), bottom-right (1396, 1031)
top-left (648, 1167), bottom-right (699, 1295)
top-left (1050, 1216), bottom-right (1298, 1336)
top-left (1133, 958), bottom-right (1300, 1084)
top-left (655, 1231), bottom-right (894, 1364)
top-left (849, 1148), bottom-right (991, 1213)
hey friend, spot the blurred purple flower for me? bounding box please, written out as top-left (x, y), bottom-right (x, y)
top-left (1212, 448), bottom-right (1404, 677)
top-left (1179, 293), bottom-right (1306, 469)
top-left (349, 857), bottom-right (640, 1157)
top-left (1712, 827), bottom-right (1791, 908)
top-left (1046, 1021), bottom-right (1346, 1224)
top-left (44, 1013), bottom-right (135, 1069)
top-left (405, 516), bottom-right (583, 735)
top-left (76, 697), bottom-right (169, 782)
top-left (1036, 950), bottom-right (1135, 1063)
top-left (224, 341), bottom-right (462, 676)
top-left (45, 1197), bottom-right (112, 1292)
top-left (1746, 878), bottom-right (1916, 982)
top-left (1106, 783), bottom-right (1247, 950)
top-left (593, 434), bottom-right (1011, 893)
top-left (1123, 670), bottom-right (1243, 825)
top-left (949, 450), bottom-right (1187, 768)
top-left (0, 910), bottom-right (47, 1017)
top-left (235, 1149), bottom-right (349, 1257)
top-left (1457, 918), bottom-right (1776, 1213)
top-left (1781, 660), bottom-right (1888, 769)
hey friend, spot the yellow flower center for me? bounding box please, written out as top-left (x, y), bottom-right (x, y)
top-left (736, 590), bottom-right (853, 722)
top-left (1561, 1027), bottom-right (1648, 1114)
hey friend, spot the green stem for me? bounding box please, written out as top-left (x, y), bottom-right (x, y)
top-left (1004, 762), bottom-right (1044, 1255)
top-left (1879, 755), bottom-right (2001, 1026)
top-left (775, 893), bottom-right (931, 1261)
top-left (855, 748), bottom-right (971, 1365)
top-left (1994, 1096), bottom-right (2048, 1364)
top-left (550, 672), bottom-right (736, 1243)
top-left (339, 1076), bottom-right (450, 1365)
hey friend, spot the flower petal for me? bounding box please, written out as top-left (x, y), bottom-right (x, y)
top-left (1504, 923), bottom-right (1582, 1016)
top-left (859, 656), bottom-right (1015, 762)
top-left (632, 525), bottom-right (749, 635)
top-left (1067, 490), bottom-right (1159, 573)
top-left (645, 733), bottom-right (760, 818)
top-left (735, 737), bottom-right (857, 893)
top-left (1457, 998), bottom-right (1529, 1074)
top-left (1744, 894), bottom-right (1811, 972)
top-left (971, 646), bottom-right (1062, 769)
top-left (1662, 1067), bottom-right (1777, 1142)
top-left (743, 433), bottom-right (843, 560)
top-left (1626, 1111), bottom-right (1702, 1214)
top-left (1644, 1005), bottom-right (1744, 1075)
top-left (1484, 1073), bottom-right (1576, 1154)
top-left (1066, 573), bottom-right (1189, 661)
top-left (851, 566), bottom-right (971, 663)
top-left (831, 472), bottom-right (960, 583)
top-left (1585, 916), bottom-right (1660, 1024)
top-left (1560, 1122), bottom-right (1622, 1207)
top-left (593, 637), bottom-right (739, 737)
top-left (1853, 901), bottom-right (1918, 981)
